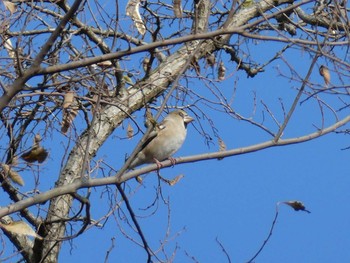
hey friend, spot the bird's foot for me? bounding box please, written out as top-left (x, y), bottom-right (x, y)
top-left (168, 157), bottom-right (176, 167)
top-left (153, 158), bottom-right (163, 169)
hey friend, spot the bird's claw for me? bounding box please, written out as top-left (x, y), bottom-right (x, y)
top-left (153, 158), bottom-right (163, 169)
top-left (168, 157), bottom-right (176, 167)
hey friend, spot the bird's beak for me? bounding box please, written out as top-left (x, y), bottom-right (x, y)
top-left (184, 115), bottom-right (194, 123)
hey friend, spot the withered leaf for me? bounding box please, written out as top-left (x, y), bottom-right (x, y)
top-left (283, 200), bottom-right (311, 213)
top-left (145, 109), bottom-right (157, 128)
top-left (0, 221), bottom-right (43, 240)
top-left (34, 133), bottom-right (42, 144)
top-left (95, 60), bottom-right (113, 68)
top-left (62, 91), bottom-right (75, 109)
top-left (217, 137), bottom-right (227, 160)
top-left (168, 174), bottom-right (184, 186)
top-left (21, 146), bottom-right (48, 163)
top-left (1, 163), bottom-right (24, 186)
top-left (206, 53), bottom-right (216, 68)
top-left (127, 122), bottom-right (134, 139)
top-left (142, 57), bottom-right (150, 72)
top-left (319, 65), bottom-right (330, 86)
top-left (218, 61), bottom-right (226, 81)
top-left (173, 0), bottom-right (183, 18)
top-left (61, 107), bottom-right (78, 134)
top-left (126, 0), bottom-right (146, 35)
top-left (3, 1), bottom-right (16, 14)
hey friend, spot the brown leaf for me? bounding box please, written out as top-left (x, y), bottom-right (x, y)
top-left (158, 174), bottom-right (184, 186)
top-left (96, 61), bottom-right (113, 68)
top-left (144, 108), bottom-right (157, 128)
top-left (173, 0), bottom-right (183, 18)
top-left (142, 57), bottom-right (150, 72)
top-left (127, 122), bottom-right (134, 139)
top-left (3, 37), bottom-right (15, 59)
top-left (319, 65), bottom-right (330, 86)
top-left (61, 107), bottom-right (78, 134)
top-left (62, 91), bottom-right (75, 109)
top-left (217, 137), bottom-right (226, 160)
top-left (191, 57), bottom-right (200, 75)
top-left (126, 0), bottom-right (146, 35)
top-left (3, 1), bottom-right (16, 14)
top-left (57, 85), bottom-right (70, 93)
top-left (218, 61), bottom-right (226, 81)
top-left (135, 176), bottom-right (143, 184)
top-left (21, 146), bottom-right (48, 163)
top-left (0, 221), bottom-right (43, 240)
top-left (11, 156), bottom-right (18, 166)
top-left (218, 138), bottom-right (226, 152)
top-left (1, 163), bottom-right (24, 186)
top-left (34, 133), bottom-right (42, 144)
top-left (283, 200), bottom-right (311, 213)
top-left (168, 174), bottom-right (184, 186)
top-left (206, 53), bottom-right (216, 68)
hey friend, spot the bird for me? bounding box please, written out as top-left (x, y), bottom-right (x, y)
top-left (128, 109), bottom-right (194, 169)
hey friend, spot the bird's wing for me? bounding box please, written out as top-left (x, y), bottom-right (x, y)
top-left (138, 121), bottom-right (167, 151)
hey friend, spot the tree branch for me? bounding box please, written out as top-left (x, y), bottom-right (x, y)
top-left (0, 114), bottom-right (349, 219)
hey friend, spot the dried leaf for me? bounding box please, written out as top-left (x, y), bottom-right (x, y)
top-left (21, 146), bottom-right (48, 163)
top-left (0, 221), bottom-right (43, 240)
top-left (57, 85), bottom-right (70, 93)
top-left (63, 91), bottom-right (75, 109)
top-left (3, 37), bottom-right (15, 59)
top-left (142, 57), bottom-right (150, 72)
top-left (173, 0), bottom-right (183, 18)
top-left (241, 0), bottom-right (254, 8)
top-left (123, 75), bottom-right (133, 85)
top-left (283, 200), bottom-right (311, 213)
top-left (217, 137), bottom-right (227, 160)
top-left (218, 138), bottom-right (226, 152)
top-left (158, 174), bottom-right (184, 186)
top-left (126, 0), bottom-right (146, 35)
top-left (191, 57), bottom-right (200, 75)
top-left (135, 176), bottom-right (143, 184)
top-left (144, 108), bottom-right (157, 128)
top-left (34, 133), bottom-right (42, 144)
top-left (206, 53), bottom-right (216, 68)
top-left (3, 1), bottom-right (16, 14)
top-left (218, 61), bottom-right (226, 81)
top-left (168, 174), bottom-right (184, 186)
top-left (11, 156), bottom-right (18, 166)
top-left (127, 122), bottom-right (134, 139)
top-left (95, 61), bottom-right (113, 68)
top-left (61, 107), bottom-right (78, 134)
top-left (1, 163), bottom-right (24, 186)
top-left (319, 65), bottom-right (330, 86)
top-left (19, 110), bottom-right (32, 118)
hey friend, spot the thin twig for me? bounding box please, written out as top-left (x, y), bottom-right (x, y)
top-left (116, 183), bottom-right (153, 263)
top-left (246, 207), bottom-right (280, 263)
